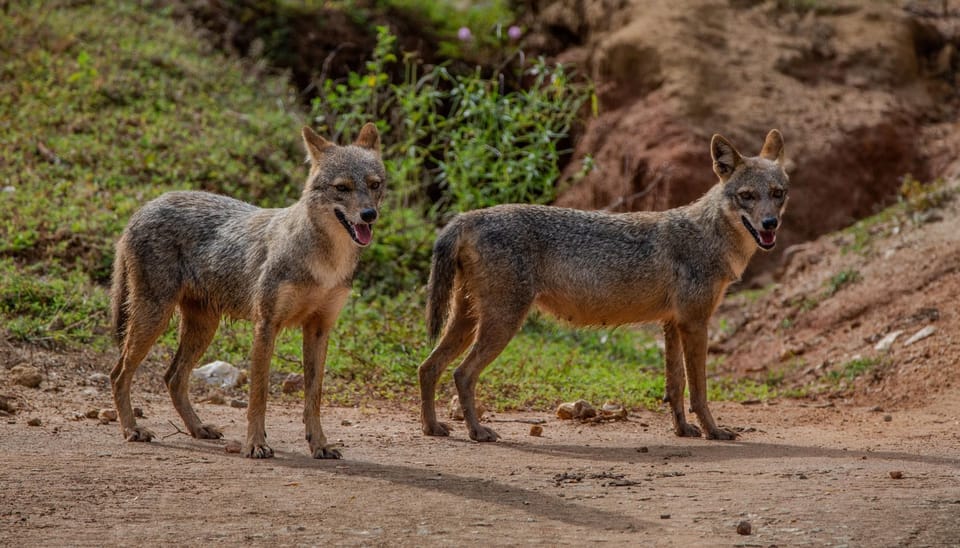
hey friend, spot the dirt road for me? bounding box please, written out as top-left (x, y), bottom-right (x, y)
top-left (2, 376), bottom-right (958, 547)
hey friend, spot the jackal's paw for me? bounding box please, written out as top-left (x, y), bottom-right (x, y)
top-left (124, 426), bottom-right (155, 442)
top-left (469, 424), bottom-right (500, 443)
top-left (706, 427), bottom-right (738, 441)
top-left (311, 446), bottom-right (343, 460)
top-left (192, 423), bottom-right (223, 440)
top-left (246, 443), bottom-right (275, 459)
top-left (675, 422), bottom-right (702, 438)
top-left (422, 421), bottom-right (451, 437)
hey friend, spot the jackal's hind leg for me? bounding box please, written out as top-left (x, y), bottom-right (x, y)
top-left (165, 301), bottom-right (222, 440)
top-left (418, 294), bottom-right (477, 437)
top-left (453, 307), bottom-right (526, 442)
top-left (111, 298), bottom-right (175, 443)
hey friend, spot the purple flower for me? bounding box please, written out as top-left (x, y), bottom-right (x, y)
top-left (507, 25), bottom-right (522, 41)
top-left (457, 27), bottom-right (473, 42)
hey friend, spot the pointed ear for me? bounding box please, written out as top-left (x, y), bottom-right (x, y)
top-left (301, 126), bottom-right (334, 163)
top-left (711, 134), bottom-right (743, 180)
top-left (353, 122), bottom-right (381, 153)
top-left (759, 128), bottom-right (785, 163)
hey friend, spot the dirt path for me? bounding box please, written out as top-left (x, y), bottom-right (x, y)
top-left (2, 379), bottom-right (958, 546)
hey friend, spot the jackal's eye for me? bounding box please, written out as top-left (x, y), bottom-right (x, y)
top-left (368, 179), bottom-right (381, 191)
top-left (771, 188), bottom-right (785, 200)
top-left (334, 184), bottom-right (350, 192)
top-left (737, 190), bottom-right (756, 201)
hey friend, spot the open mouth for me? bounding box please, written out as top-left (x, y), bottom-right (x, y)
top-left (741, 216), bottom-right (777, 250)
top-left (335, 209), bottom-right (374, 247)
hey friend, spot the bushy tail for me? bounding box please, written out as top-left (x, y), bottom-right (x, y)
top-left (110, 244), bottom-right (129, 348)
top-left (426, 224), bottom-right (460, 341)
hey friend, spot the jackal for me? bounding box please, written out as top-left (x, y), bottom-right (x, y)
top-left (110, 123), bottom-right (385, 459)
top-left (418, 130), bottom-right (788, 442)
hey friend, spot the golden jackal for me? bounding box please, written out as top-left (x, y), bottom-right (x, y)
top-left (110, 123), bottom-right (385, 459)
top-left (419, 130), bottom-right (788, 442)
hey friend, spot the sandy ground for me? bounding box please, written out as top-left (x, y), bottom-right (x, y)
top-left (2, 376), bottom-right (958, 547)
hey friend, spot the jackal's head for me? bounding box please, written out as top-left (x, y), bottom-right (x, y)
top-left (301, 123), bottom-right (386, 247)
top-left (712, 129), bottom-right (788, 251)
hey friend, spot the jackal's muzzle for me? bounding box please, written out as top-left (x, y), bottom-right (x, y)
top-left (335, 208), bottom-right (376, 246)
top-left (741, 215), bottom-right (778, 250)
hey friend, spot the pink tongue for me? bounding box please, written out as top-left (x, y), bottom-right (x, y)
top-left (760, 230), bottom-right (776, 246)
top-left (354, 223), bottom-right (372, 245)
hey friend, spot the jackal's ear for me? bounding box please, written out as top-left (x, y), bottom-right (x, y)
top-left (353, 122), bottom-right (381, 153)
top-left (302, 126), bottom-right (334, 163)
top-left (759, 129), bottom-right (785, 164)
top-left (711, 134), bottom-right (743, 180)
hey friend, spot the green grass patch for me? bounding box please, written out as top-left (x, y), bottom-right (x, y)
top-left (825, 356), bottom-right (886, 383)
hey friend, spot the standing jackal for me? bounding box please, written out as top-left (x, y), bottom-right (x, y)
top-left (418, 130), bottom-right (788, 442)
top-left (110, 123), bottom-right (385, 459)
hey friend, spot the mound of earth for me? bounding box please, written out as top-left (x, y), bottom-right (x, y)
top-left (524, 0), bottom-right (960, 280)
top-left (711, 175), bottom-right (960, 408)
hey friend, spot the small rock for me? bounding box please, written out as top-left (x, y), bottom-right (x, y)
top-left (230, 399), bottom-right (248, 409)
top-left (341, 419), bottom-right (353, 426)
top-left (282, 373), bottom-right (304, 394)
top-left (874, 330), bottom-right (902, 352)
top-left (11, 365), bottom-right (43, 389)
top-left (904, 326), bottom-right (936, 347)
top-left (556, 399), bottom-right (597, 420)
top-left (225, 440), bottom-right (242, 454)
top-left (27, 417), bottom-right (42, 427)
top-left (529, 424), bottom-right (543, 437)
top-left (85, 408), bottom-right (100, 419)
top-left (88, 372), bottom-right (110, 385)
top-left (204, 390), bottom-right (226, 405)
top-left (134, 407), bottom-right (144, 418)
top-left (737, 520), bottom-right (752, 535)
top-left (660, 514), bottom-right (670, 519)
top-left (449, 395), bottom-right (485, 421)
top-left (889, 470), bottom-right (903, 479)
top-left (883, 414), bottom-right (892, 422)
top-left (192, 361), bottom-right (241, 388)
top-left (98, 408), bottom-right (117, 424)
top-left (637, 447), bottom-right (649, 453)
top-left (0, 395), bottom-right (17, 414)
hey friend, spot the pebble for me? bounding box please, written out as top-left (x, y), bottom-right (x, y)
top-left (448, 395), bottom-right (485, 421)
top-left (529, 424), bottom-right (543, 437)
top-left (883, 414), bottom-right (892, 422)
top-left (98, 408), bottom-right (117, 424)
top-left (282, 373), bottom-right (304, 394)
top-left (904, 326), bottom-right (936, 346)
top-left (889, 470), bottom-right (903, 479)
top-left (556, 400), bottom-right (597, 420)
top-left (737, 520), bottom-right (752, 535)
top-left (225, 440), bottom-right (242, 453)
top-left (134, 407), bottom-right (144, 418)
top-left (660, 514), bottom-right (670, 519)
top-left (11, 366), bottom-right (43, 389)
top-left (230, 399), bottom-right (248, 409)
top-left (873, 330), bottom-right (902, 352)
top-left (88, 373), bottom-right (110, 385)
top-left (85, 408), bottom-right (100, 419)
top-left (27, 417), bottom-right (42, 427)
top-left (0, 395), bottom-right (16, 414)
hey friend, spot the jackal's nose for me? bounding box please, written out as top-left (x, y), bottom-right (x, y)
top-left (360, 208), bottom-right (378, 223)
top-left (761, 217), bottom-right (778, 230)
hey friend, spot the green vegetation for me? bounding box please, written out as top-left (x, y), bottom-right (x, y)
top-left (3, 0), bottom-right (699, 412)
top-left (825, 356), bottom-right (887, 384)
top-left (825, 268), bottom-right (862, 297)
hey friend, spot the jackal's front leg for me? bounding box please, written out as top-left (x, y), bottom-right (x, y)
top-left (662, 321), bottom-right (701, 438)
top-left (302, 318), bottom-right (341, 459)
top-left (246, 321), bottom-right (276, 458)
top-left (678, 322), bottom-right (736, 440)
